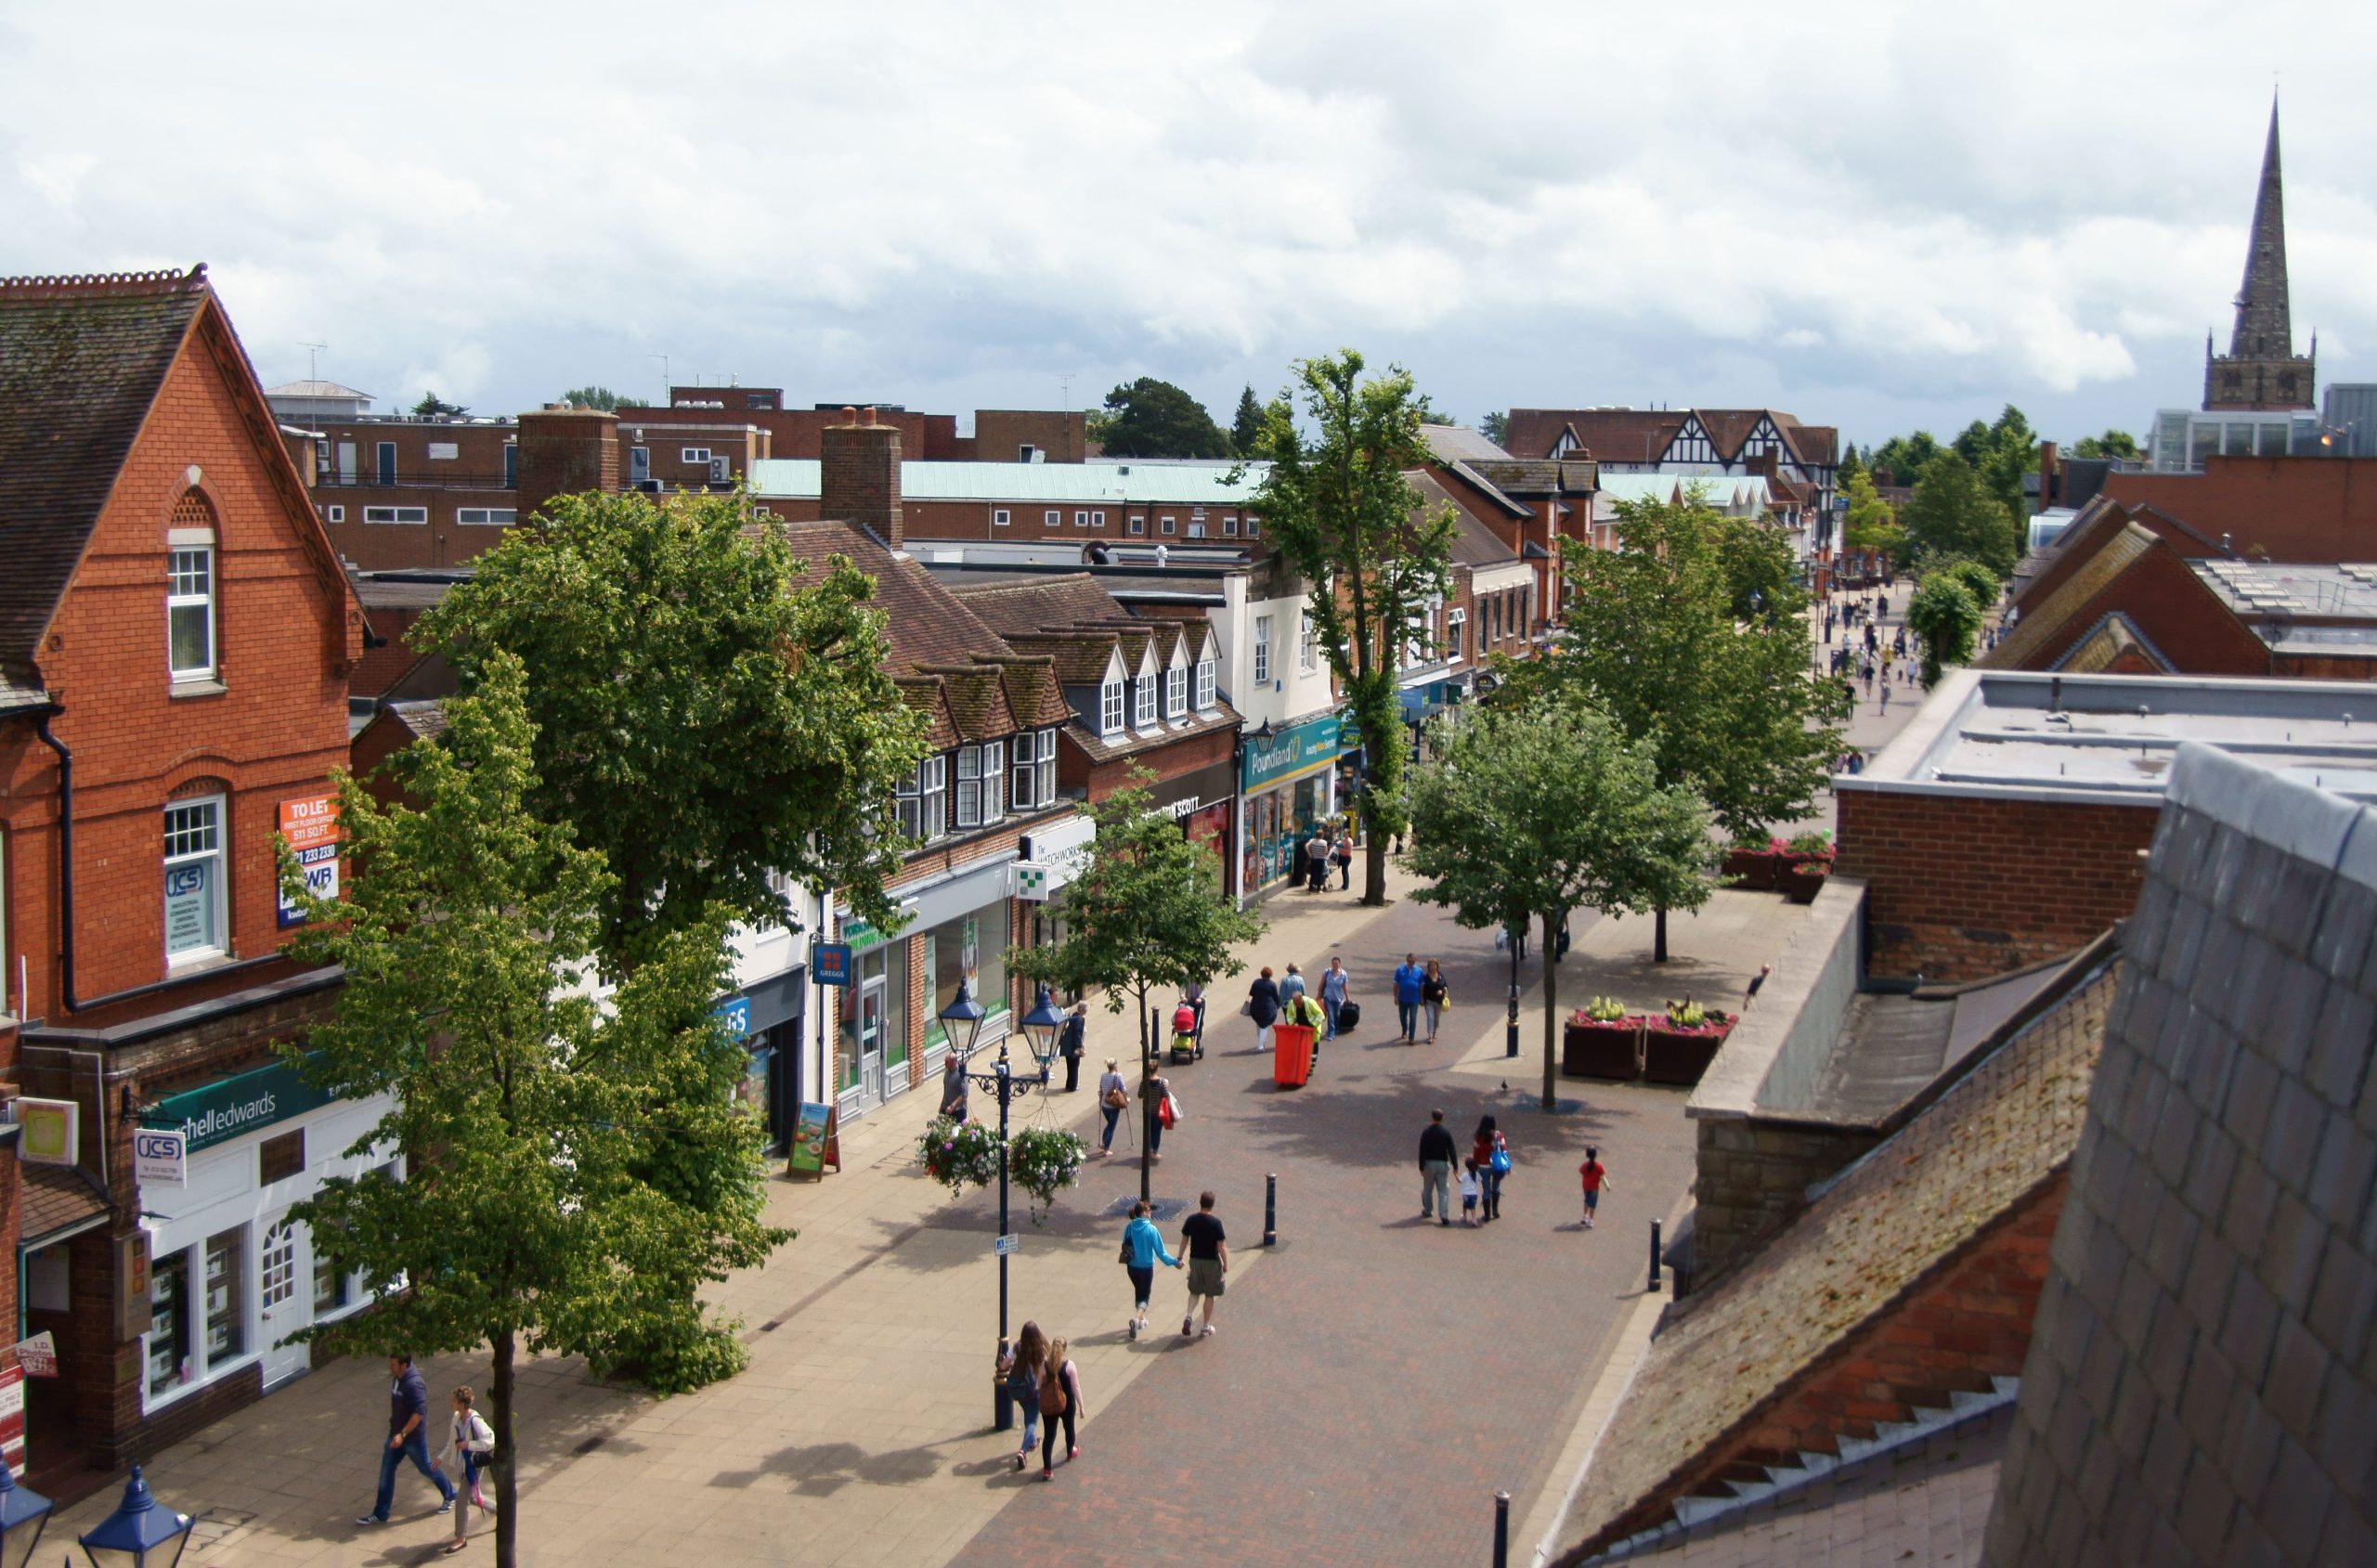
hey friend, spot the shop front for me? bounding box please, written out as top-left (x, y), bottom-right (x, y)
top-left (836, 850), bottom-right (1017, 1122)
top-left (1237, 711), bottom-right (1341, 902)
top-left (1017, 813), bottom-right (1097, 1002)
top-left (1147, 758), bottom-right (1237, 873)
top-left (719, 964), bottom-right (805, 1156)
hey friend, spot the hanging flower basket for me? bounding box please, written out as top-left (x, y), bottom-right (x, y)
top-left (1007, 1125), bottom-right (1088, 1225)
top-left (916, 1116), bottom-right (1001, 1197)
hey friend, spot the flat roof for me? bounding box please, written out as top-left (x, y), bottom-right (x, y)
top-left (1840, 668), bottom-right (2377, 806)
top-left (748, 458), bottom-right (1265, 505)
top-left (2194, 561), bottom-right (2377, 650)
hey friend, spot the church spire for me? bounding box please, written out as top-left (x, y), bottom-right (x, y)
top-left (2203, 95), bottom-right (2314, 411)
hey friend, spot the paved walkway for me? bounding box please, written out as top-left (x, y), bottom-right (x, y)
top-left (55, 868), bottom-right (1803, 1568)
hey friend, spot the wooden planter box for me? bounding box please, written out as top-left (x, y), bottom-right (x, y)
top-left (1562, 1019), bottom-right (1643, 1081)
top-left (1643, 1017), bottom-right (1734, 1086)
top-left (1721, 849), bottom-right (1787, 892)
top-left (1784, 864), bottom-right (1832, 905)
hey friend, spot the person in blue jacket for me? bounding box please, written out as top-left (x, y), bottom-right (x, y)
top-left (1121, 1199), bottom-right (1183, 1341)
top-left (1393, 952), bottom-right (1426, 1043)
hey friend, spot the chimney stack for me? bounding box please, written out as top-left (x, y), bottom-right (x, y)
top-left (821, 405), bottom-right (904, 551)
top-left (515, 405), bottom-right (620, 522)
top-left (2039, 441), bottom-right (2059, 510)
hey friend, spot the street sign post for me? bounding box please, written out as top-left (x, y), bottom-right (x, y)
top-left (993, 1233), bottom-right (1020, 1257)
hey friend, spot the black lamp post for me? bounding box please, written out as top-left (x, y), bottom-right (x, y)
top-left (76, 1467), bottom-right (192, 1568)
top-left (0, 1462), bottom-right (53, 1568)
top-left (951, 982), bottom-right (1046, 1431)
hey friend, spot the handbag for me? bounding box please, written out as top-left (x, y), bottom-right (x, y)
top-left (1239, 998), bottom-right (1253, 1017)
top-left (1103, 1084), bottom-right (1128, 1109)
top-left (1119, 1236), bottom-right (1134, 1265)
top-left (1159, 1093), bottom-right (1178, 1129)
top-left (1489, 1136), bottom-right (1513, 1174)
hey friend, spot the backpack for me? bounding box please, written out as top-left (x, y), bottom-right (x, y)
top-left (1039, 1362), bottom-right (1069, 1417)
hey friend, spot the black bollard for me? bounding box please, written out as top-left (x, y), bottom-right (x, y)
top-left (1264, 1172), bottom-right (1278, 1246)
top-left (1649, 1218), bottom-right (1662, 1293)
top-left (1493, 1489), bottom-right (1511, 1568)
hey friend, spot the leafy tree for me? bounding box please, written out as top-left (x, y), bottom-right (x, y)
top-left (560, 384), bottom-right (632, 411)
top-left (1231, 384), bottom-right (1264, 458)
top-left (412, 391), bottom-right (469, 418)
top-left (1837, 447), bottom-right (1865, 485)
top-left (1517, 494), bottom-right (1850, 959)
top-left (416, 489), bottom-right (929, 975)
top-left (1907, 573), bottom-right (1984, 684)
top-left (1840, 468), bottom-right (1905, 562)
top-left (1010, 777), bottom-right (1264, 1200)
top-left (281, 655), bottom-right (786, 1568)
top-left (1871, 430), bottom-right (1941, 486)
top-left (1933, 554), bottom-right (2002, 609)
top-left (1951, 419), bottom-right (1994, 466)
top-left (1976, 404), bottom-right (2038, 525)
top-left (1902, 452), bottom-right (2018, 577)
top-left (1406, 695), bottom-right (1712, 1109)
top-left (1415, 394), bottom-right (1455, 425)
top-left (2072, 429), bottom-right (2140, 460)
top-left (1252, 350), bottom-right (1458, 906)
top-left (1091, 377), bottom-right (1233, 459)
top-left (1480, 410), bottom-right (1510, 447)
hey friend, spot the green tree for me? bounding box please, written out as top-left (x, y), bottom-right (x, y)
top-left (2072, 429), bottom-right (2140, 460)
top-left (1871, 430), bottom-right (1941, 485)
top-left (1480, 410), bottom-right (1510, 447)
top-left (1091, 377), bottom-right (1233, 458)
top-left (1251, 349), bottom-right (1458, 906)
top-left (1230, 384), bottom-right (1264, 458)
top-left (1405, 695), bottom-right (1712, 1109)
top-left (1520, 495), bottom-right (1850, 959)
top-left (1009, 777), bottom-right (1264, 1200)
top-left (1906, 573), bottom-right (1984, 685)
top-left (1840, 468), bottom-right (1905, 562)
top-left (559, 384), bottom-right (633, 411)
top-left (1976, 404), bottom-right (2037, 525)
top-left (412, 391), bottom-right (468, 418)
top-left (416, 489), bottom-right (928, 974)
top-left (281, 656), bottom-right (786, 1568)
top-left (1902, 452), bottom-right (2018, 577)
top-left (1837, 447), bottom-right (1865, 485)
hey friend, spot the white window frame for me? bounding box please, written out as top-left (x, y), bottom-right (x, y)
top-left (1011, 728), bottom-right (1057, 809)
top-left (1160, 515), bottom-right (1176, 535)
top-left (1446, 607), bottom-right (1466, 662)
top-left (993, 509), bottom-right (1011, 527)
top-left (918, 756), bottom-right (946, 841)
top-left (163, 795), bottom-right (227, 967)
top-left (456, 508), bottom-right (516, 526)
top-left (363, 506), bottom-right (428, 525)
top-left (1196, 657), bottom-right (1216, 711)
top-left (1134, 674), bottom-right (1156, 729)
top-left (167, 545), bottom-right (215, 682)
top-left (1128, 515), bottom-right (1146, 536)
top-left (1045, 509), bottom-right (1061, 528)
top-left (1245, 516), bottom-right (1261, 538)
top-left (981, 739), bottom-right (1005, 823)
top-left (1093, 510), bottom-right (1108, 530)
top-left (1188, 520), bottom-right (1207, 538)
top-left (1300, 609), bottom-right (1318, 672)
top-left (1253, 616), bottom-right (1272, 684)
top-left (325, 505), bottom-right (344, 523)
top-left (681, 447), bottom-right (712, 464)
top-left (1223, 516), bottom-right (1240, 538)
top-left (1075, 511), bottom-right (1091, 529)
top-left (956, 745), bottom-right (985, 829)
top-left (1099, 680), bottom-right (1125, 736)
top-left (1165, 664), bottom-right (1187, 719)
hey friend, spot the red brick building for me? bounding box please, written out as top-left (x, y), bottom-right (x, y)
top-left (0, 267), bottom-right (379, 1494)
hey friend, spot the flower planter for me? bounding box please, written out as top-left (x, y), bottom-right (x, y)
top-left (1721, 849), bottom-right (1787, 892)
top-left (1784, 863), bottom-right (1831, 905)
top-left (1643, 1016), bottom-right (1734, 1086)
top-left (1562, 1018), bottom-right (1644, 1081)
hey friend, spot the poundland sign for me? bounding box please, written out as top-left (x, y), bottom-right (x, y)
top-left (1241, 711), bottom-right (1341, 793)
top-left (149, 1055), bottom-right (335, 1155)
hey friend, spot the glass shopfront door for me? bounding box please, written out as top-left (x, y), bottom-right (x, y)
top-left (859, 978), bottom-right (888, 1106)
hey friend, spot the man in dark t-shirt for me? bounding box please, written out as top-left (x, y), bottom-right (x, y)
top-left (1178, 1189), bottom-right (1227, 1338)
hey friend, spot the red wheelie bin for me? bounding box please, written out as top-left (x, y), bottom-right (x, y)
top-left (1273, 1023), bottom-right (1316, 1088)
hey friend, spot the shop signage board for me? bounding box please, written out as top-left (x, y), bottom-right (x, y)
top-left (17, 1098), bottom-right (76, 1166)
top-left (1240, 711), bottom-right (1341, 792)
top-left (135, 1127), bottom-right (188, 1187)
top-left (786, 1101), bottom-right (840, 1177)
top-left (813, 941), bottom-right (853, 986)
top-left (148, 1054), bottom-right (334, 1154)
top-left (11, 1333), bottom-right (56, 1379)
top-left (1012, 862), bottom-right (1052, 901)
top-left (0, 1365), bottom-right (20, 1479)
top-left (277, 792), bottom-right (342, 927)
top-left (714, 996), bottom-right (751, 1040)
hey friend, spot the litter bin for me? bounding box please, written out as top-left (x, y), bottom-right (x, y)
top-left (1274, 1023), bottom-right (1316, 1088)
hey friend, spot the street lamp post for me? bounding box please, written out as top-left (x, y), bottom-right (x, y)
top-left (76, 1466), bottom-right (193, 1568)
top-left (957, 982), bottom-right (1057, 1431)
top-left (0, 1460), bottom-right (53, 1568)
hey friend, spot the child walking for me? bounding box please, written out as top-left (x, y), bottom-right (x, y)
top-left (1458, 1160), bottom-right (1483, 1226)
top-left (1579, 1147), bottom-right (1615, 1229)
top-left (439, 1386), bottom-right (495, 1553)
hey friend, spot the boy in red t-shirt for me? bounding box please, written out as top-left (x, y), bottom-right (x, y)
top-left (1578, 1147), bottom-right (1614, 1229)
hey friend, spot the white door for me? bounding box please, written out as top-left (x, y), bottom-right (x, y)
top-left (257, 1212), bottom-right (310, 1388)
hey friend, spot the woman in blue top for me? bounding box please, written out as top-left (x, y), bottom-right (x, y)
top-left (1121, 1199), bottom-right (1183, 1341)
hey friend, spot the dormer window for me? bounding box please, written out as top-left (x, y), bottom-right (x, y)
top-left (957, 741), bottom-right (1007, 828)
top-left (1134, 674), bottom-right (1157, 729)
top-left (1100, 680), bottom-right (1124, 736)
top-left (1195, 657), bottom-right (1216, 711)
top-left (1011, 728), bottom-right (1058, 810)
top-left (1165, 664), bottom-right (1187, 719)
top-left (898, 757), bottom-right (947, 842)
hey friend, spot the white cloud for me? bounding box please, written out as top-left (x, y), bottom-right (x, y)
top-left (3, 0), bottom-right (2371, 446)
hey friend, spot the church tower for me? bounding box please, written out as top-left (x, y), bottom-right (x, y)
top-left (2203, 97), bottom-right (2315, 411)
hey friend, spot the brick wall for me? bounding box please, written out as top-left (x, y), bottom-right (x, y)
top-left (2100, 456), bottom-right (2377, 562)
top-left (1692, 1116), bottom-right (1883, 1287)
top-left (1994, 544), bottom-right (2271, 677)
top-left (515, 407), bottom-right (619, 524)
top-left (820, 409), bottom-right (903, 549)
top-left (1836, 791), bottom-right (2154, 982)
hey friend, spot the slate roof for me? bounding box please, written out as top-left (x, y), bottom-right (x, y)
top-left (771, 518), bottom-right (1013, 676)
top-left (1418, 424), bottom-right (1512, 461)
top-left (0, 268), bottom-right (210, 691)
top-left (1558, 952), bottom-right (2115, 1562)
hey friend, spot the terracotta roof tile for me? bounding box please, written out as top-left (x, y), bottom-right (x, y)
top-left (20, 1159), bottom-right (110, 1242)
top-left (771, 519), bottom-right (1011, 676)
top-left (981, 654), bottom-right (1075, 728)
top-left (897, 676), bottom-right (959, 749)
top-left (950, 573), bottom-right (1124, 635)
top-left (1004, 631), bottom-right (1120, 687)
top-left (1507, 409), bottom-right (1686, 463)
top-left (918, 661), bottom-right (1020, 741)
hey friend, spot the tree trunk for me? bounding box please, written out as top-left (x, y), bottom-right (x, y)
top-left (1654, 903), bottom-right (1669, 964)
top-left (1363, 826), bottom-right (1388, 908)
top-left (492, 1327), bottom-right (517, 1568)
top-left (1539, 914), bottom-right (1559, 1112)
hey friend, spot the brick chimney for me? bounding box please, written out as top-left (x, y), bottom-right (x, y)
top-left (821, 404), bottom-right (903, 551)
top-left (2039, 441), bottom-right (2060, 510)
top-left (515, 405), bottom-right (620, 522)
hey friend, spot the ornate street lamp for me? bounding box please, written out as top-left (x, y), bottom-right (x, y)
top-left (939, 981), bottom-right (986, 1061)
top-left (949, 981), bottom-right (1048, 1431)
top-left (0, 1463), bottom-right (53, 1568)
top-left (1019, 984), bottom-right (1067, 1075)
top-left (77, 1467), bottom-right (192, 1568)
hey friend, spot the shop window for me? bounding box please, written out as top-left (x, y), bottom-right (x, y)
top-left (168, 544), bottom-right (215, 680)
top-left (204, 1226), bottom-right (247, 1366)
top-left (149, 1251), bottom-right (192, 1395)
top-left (163, 797), bottom-right (227, 965)
top-left (1165, 665), bottom-right (1187, 719)
top-left (314, 1239), bottom-right (352, 1315)
top-left (260, 1128), bottom-right (305, 1184)
top-left (1195, 658), bottom-right (1216, 710)
top-left (924, 910), bottom-right (1009, 1049)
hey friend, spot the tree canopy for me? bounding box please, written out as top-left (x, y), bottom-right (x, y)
top-left (1902, 452), bottom-right (2019, 577)
top-left (1840, 467), bottom-right (1904, 560)
top-left (1479, 410), bottom-right (1510, 447)
top-left (411, 391), bottom-right (469, 418)
top-left (559, 384), bottom-right (637, 411)
top-left (1090, 377), bottom-right (1233, 458)
top-left (1405, 695), bottom-right (1712, 1108)
top-left (1250, 350), bottom-right (1457, 905)
top-left (2072, 429), bottom-right (2140, 460)
top-left (282, 655), bottom-right (785, 1568)
top-left (415, 488), bottom-right (928, 974)
top-left (1907, 572), bottom-right (1985, 685)
top-left (1230, 384), bottom-right (1264, 457)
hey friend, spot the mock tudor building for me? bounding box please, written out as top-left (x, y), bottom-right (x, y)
top-left (0, 267), bottom-right (372, 1493)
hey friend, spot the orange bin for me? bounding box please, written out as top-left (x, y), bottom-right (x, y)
top-left (1273, 1023), bottom-right (1316, 1088)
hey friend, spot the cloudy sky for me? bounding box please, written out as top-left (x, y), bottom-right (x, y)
top-left (6, 1), bottom-right (2373, 452)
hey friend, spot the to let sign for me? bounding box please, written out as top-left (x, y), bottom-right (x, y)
top-left (278, 793), bottom-right (341, 927)
top-left (135, 1128), bottom-right (188, 1187)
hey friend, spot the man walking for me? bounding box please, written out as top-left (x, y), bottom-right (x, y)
top-left (1178, 1190), bottom-right (1228, 1337)
top-left (1058, 1000), bottom-right (1088, 1092)
top-left (1318, 956), bottom-right (1350, 1041)
top-left (1419, 1109), bottom-right (1456, 1226)
top-left (358, 1353), bottom-right (455, 1525)
top-left (1393, 952), bottom-right (1424, 1043)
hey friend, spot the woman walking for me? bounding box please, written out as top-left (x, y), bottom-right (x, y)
top-left (1247, 966), bottom-right (1281, 1052)
top-left (1036, 1337), bottom-right (1086, 1481)
top-left (999, 1322), bottom-right (1048, 1471)
top-left (438, 1386), bottom-right (494, 1553)
top-left (1096, 1058), bottom-right (1128, 1157)
top-left (1121, 1199), bottom-right (1184, 1339)
top-left (1420, 959), bottom-right (1449, 1044)
top-left (1472, 1114), bottom-right (1512, 1222)
top-left (1143, 1065), bottom-right (1175, 1163)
